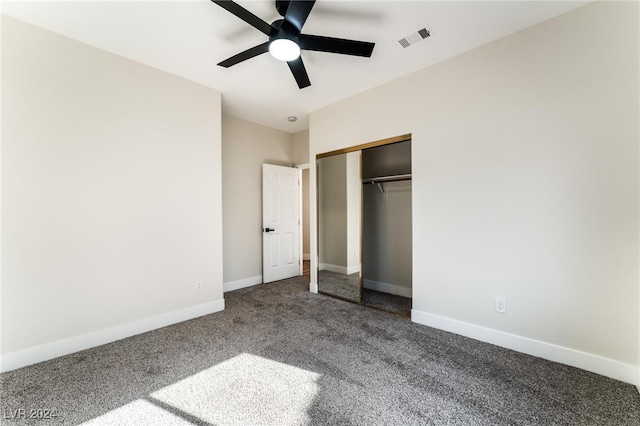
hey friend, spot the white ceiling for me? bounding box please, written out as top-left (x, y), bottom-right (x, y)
top-left (2, 0), bottom-right (589, 133)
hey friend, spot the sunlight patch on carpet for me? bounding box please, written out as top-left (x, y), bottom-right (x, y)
top-left (151, 353), bottom-right (320, 424)
top-left (83, 353), bottom-right (320, 425)
top-left (83, 399), bottom-right (190, 425)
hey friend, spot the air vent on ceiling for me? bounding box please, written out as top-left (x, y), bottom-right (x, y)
top-left (398, 27), bottom-right (431, 49)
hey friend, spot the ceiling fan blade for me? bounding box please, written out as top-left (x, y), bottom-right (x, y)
top-left (283, 0), bottom-right (316, 33)
top-left (218, 42), bottom-right (270, 67)
top-left (287, 57), bottom-right (311, 89)
top-left (298, 34), bottom-right (375, 57)
top-left (211, 0), bottom-right (272, 36)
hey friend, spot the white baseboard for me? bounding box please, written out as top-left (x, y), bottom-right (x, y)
top-left (303, 253), bottom-right (310, 261)
top-left (319, 263), bottom-right (360, 275)
top-left (364, 279), bottom-right (412, 298)
top-left (0, 298), bottom-right (225, 373)
top-left (411, 309), bottom-right (639, 387)
top-left (223, 275), bottom-right (262, 292)
top-left (319, 263), bottom-right (345, 274)
top-left (347, 264), bottom-right (360, 275)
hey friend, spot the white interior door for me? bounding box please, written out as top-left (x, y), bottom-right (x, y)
top-left (263, 164), bottom-right (301, 283)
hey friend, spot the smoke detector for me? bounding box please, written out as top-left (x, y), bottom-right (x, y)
top-left (398, 27), bottom-right (432, 48)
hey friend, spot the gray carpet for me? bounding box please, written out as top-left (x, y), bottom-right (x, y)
top-left (1, 276), bottom-right (639, 425)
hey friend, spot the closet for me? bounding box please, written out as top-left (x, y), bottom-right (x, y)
top-left (317, 136), bottom-right (412, 317)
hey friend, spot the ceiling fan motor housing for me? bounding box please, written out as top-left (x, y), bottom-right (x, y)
top-left (269, 20), bottom-right (301, 62)
top-left (269, 19), bottom-right (298, 44)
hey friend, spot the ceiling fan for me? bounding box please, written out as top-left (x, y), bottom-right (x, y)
top-left (211, 0), bottom-right (376, 89)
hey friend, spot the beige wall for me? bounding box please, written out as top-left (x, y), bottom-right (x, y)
top-left (346, 151), bottom-right (361, 272)
top-left (293, 130), bottom-right (310, 165)
top-left (317, 152), bottom-right (361, 274)
top-left (2, 16), bottom-right (223, 361)
top-left (318, 154), bottom-right (347, 269)
top-left (221, 116), bottom-right (294, 286)
top-left (309, 2), bottom-right (639, 384)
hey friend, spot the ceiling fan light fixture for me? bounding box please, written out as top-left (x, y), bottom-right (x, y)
top-left (269, 38), bottom-right (300, 62)
top-left (212, 0), bottom-right (375, 89)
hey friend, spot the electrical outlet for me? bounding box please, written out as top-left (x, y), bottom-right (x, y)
top-left (195, 281), bottom-right (203, 291)
top-left (495, 297), bottom-right (506, 314)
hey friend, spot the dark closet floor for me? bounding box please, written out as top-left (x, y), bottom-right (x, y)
top-left (363, 288), bottom-right (411, 318)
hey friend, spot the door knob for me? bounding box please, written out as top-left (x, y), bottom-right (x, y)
top-left (264, 228), bottom-right (275, 232)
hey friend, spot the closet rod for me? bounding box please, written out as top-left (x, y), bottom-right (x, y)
top-left (362, 173), bottom-right (412, 185)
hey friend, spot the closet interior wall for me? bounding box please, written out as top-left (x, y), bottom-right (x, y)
top-left (362, 141), bottom-right (413, 312)
top-left (362, 181), bottom-right (412, 298)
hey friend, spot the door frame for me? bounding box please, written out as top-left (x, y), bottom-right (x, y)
top-left (295, 162), bottom-right (310, 276)
top-left (314, 134), bottom-right (413, 314)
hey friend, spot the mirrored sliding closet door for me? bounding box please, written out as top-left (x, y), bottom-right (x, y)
top-left (317, 151), bottom-right (362, 303)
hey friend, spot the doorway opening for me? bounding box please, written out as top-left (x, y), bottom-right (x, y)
top-left (298, 164), bottom-right (311, 282)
